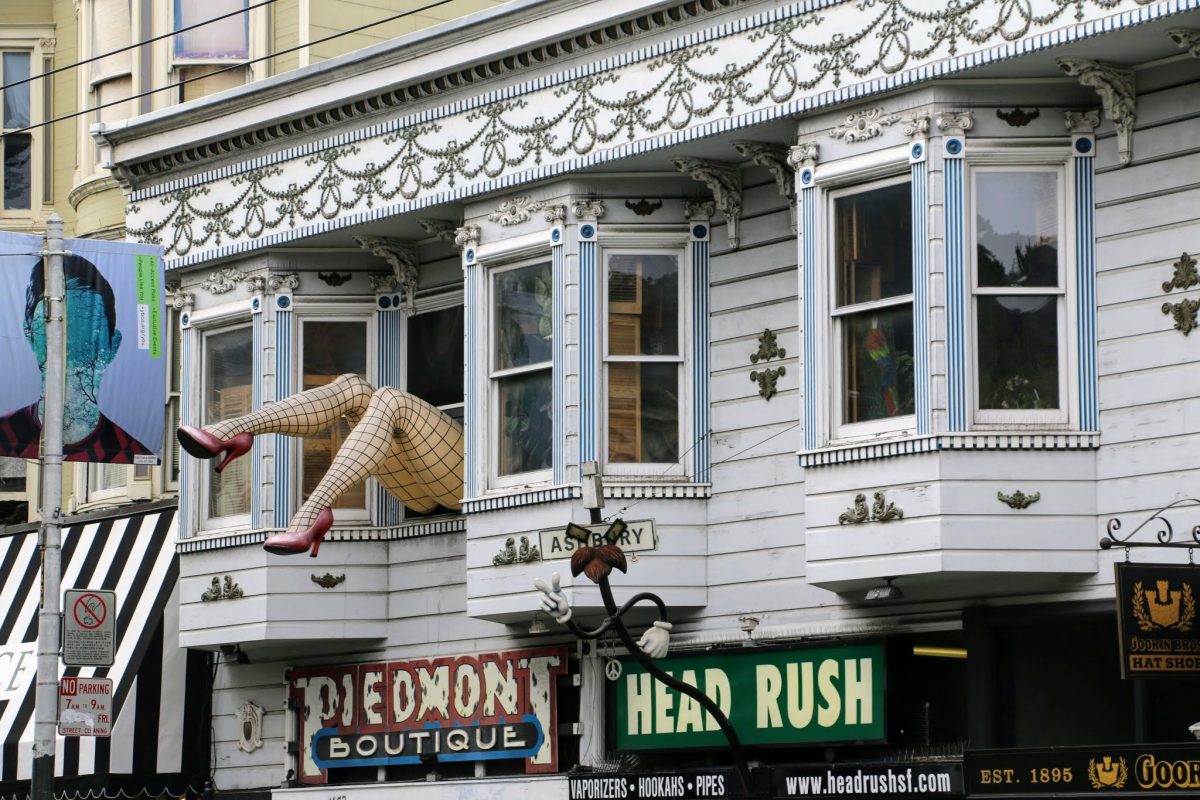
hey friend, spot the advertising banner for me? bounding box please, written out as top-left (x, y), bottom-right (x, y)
top-left (0, 231), bottom-right (165, 464)
top-left (773, 763), bottom-right (962, 798)
top-left (288, 646), bottom-right (569, 784)
top-left (569, 770), bottom-right (738, 799)
top-left (1114, 563), bottom-right (1200, 678)
top-left (614, 643), bottom-right (885, 750)
top-left (967, 744), bottom-right (1200, 794)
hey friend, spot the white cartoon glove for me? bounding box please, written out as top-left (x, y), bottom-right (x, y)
top-left (637, 620), bottom-right (672, 659)
top-left (533, 572), bottom-right (572, 623)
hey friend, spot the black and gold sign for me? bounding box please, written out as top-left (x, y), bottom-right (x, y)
top-left (967, 744), bottom-right (1200, 794)
top-left (1115, 563), bottom-right (1200, 679)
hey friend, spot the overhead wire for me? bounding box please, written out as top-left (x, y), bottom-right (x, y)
top-left (1, 0), bottom-right (464, 138)
top-left (0, 0), bottom-right (280, 94)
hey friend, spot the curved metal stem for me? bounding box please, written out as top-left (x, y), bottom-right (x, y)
top-left (598, 578), bottom-right (752, 798)
top-left (1103, 498), bottom-right (1200, 548)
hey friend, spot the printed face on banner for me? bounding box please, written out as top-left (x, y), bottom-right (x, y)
top-left (288, 647), bottom-right (569, 783)
top-left (0, 233), bottom-right (165, 464)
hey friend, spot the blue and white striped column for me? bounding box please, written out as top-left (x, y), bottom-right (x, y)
top-left (689, 221), bottom-right (711, 483)
top-left (942, 133), bottom-right (968, 432)
top-left (178, 312), bottom-right (195, 538)
top-left (272, 293), bottom-right (294, 528)
top-left (374, 289), bottom-right (405, 525)
top-left (551, 225), bottom-right (566, 485)
top-left (250, 295), bottom-right (264, 529)
top-left (798, 164), bottom-right (819, 451)
top-left (1072, 131), bottom-right (1099, 431)
top-left (578, 222), bottom-right (599, 465)
top-left (910, 141), bottom-right (933, 435)
top-left (463, 240), bottom-right (482, 499)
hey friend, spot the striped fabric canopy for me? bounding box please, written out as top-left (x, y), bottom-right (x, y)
top-left (0, 504), bottom-right (207, 799)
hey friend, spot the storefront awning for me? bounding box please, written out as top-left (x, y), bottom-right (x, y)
top-left (0, 504), bottom-right (207, 799)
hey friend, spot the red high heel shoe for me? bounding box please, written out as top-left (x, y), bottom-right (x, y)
top-left (263, 508), bottom-right (334, 558)
top-left (177, 426), bottom-right (253, 473)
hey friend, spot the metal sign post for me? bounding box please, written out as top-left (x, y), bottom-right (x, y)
top-left (32, 213), bottom-right (66, 800)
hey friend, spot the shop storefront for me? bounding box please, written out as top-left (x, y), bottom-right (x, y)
top-left (0, 503), bottom-right (208, 799)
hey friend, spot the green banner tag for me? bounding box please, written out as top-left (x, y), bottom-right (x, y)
top-left (135, 254), bottom-right (162, 359)
top-left (615, 643), bottom-right (886, 750)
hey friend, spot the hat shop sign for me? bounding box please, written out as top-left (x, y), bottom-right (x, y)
top-left (288, 646), bottom-right (568, 783)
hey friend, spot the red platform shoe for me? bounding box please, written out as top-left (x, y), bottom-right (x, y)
top-left (263, 508), bottom-right (334, 558)
top-left (177, 426), bottom-right (253, 473)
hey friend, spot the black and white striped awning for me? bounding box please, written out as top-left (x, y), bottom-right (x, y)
top-left (0, 504), bottom-right (207, 799)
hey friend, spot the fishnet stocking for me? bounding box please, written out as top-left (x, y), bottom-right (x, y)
top-left (200, 374), bottom-right (464, 531)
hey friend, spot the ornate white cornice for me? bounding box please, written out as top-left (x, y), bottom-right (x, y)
top-left (454, 224), bottom-right (481, 249)
top-left (683, 200), bottom-right (715, 220)
top-left (1064, 109), bottom-right (1102, 133)
top-left (1058, 58), bottom-right (1136, 166)
top-left (1168, 28), bottom-right (1200, 59)
top-left (673, 157), bottom-right (742, 249)
top-left (416, 218), bottom-right (458, 242)
top-left (935, 111), bottom-right (974, 134)
top-left (787, 142), bottom-right (819, 170)
top-left (488, 196), bottom-right (546, 226)
top-left (829, 107), bottom-right (901, 143)
top-left (354, 236), bottom-right (418, 306)
top-left (121, 1), bottom-right (1181, 267)
top-left (544, 204), bottom-right (567, 225)
top-left (571, 200), bottom-right (606, 220)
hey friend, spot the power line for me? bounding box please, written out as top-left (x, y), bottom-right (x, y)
top-left (1, 0), bottom-right (462, 138)
top-left (0, 0), bottom-right (279, 94)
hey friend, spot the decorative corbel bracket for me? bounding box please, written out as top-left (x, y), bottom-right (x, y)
top-left (454, 224), bottom-right (481, 250)
top-left (1058, 59), bottom-right (1136, 166)
top-left (572, 200), bottom-right (606, 221)
top-left (1168, 28), bottom-right (1200, 59)
top-left (417, 219), bottom-right (459, 243)
top-left (267, 272), bottom-right (300, 293)
top-left (354, 235), bottom-right (419, 309)
top-left (935, 111), bottom-right (974, 135)
top-left (732, 141), bottom-right (795, 233)
top-left (672, 157), bottom-right (743, 250)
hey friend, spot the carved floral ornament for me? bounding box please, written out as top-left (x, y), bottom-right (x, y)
top-left (829, 107), bottom-right (901, 143)
top-left (122, 1), bottom-right (1162, 265)
top-left (1162, 253), bottom-right (1199, 336)
top-left (1058, 58), bottom-right (1136, 166)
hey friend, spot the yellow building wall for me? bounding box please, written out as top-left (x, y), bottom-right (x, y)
top-left (307, 0), bottom-right (509, 64)
top-left (273, 0), bottom-right (301, 74)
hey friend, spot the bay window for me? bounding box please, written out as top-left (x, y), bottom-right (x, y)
top-left (971, 167), bottom-right (1066, 423)
top-left (830, 178), bottom-right (915, 436)
top-left (491, 259), bottom-right (553, 481)
top-left (604, 250), bottom-right (682, 467)
top-left (203, 326), bottom-right (252, 523)
top-left (172, 0), bottom-right (251, 102)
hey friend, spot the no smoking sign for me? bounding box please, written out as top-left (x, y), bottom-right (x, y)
top-left (63, 589), bottom-right (116, 667)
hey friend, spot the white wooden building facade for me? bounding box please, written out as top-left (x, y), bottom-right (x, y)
top-left (96, 0), bottom-right (1200, 797)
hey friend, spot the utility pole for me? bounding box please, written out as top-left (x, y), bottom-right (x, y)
top-left (32, 212), bottom-right (65, 800)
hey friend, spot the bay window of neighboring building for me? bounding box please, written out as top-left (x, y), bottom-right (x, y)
top-left (298, 317), bottom-right (369, 522)
top-left (172, 0), bottom-right (254, 102)
top-left (1, 46), bottom-right (40, 214)
top-left (829, 177), bottom-right (915, 439)
top-left (203, 325), bottom-right (252, 526)
top-left (491, 258), bottom-right (553, 485)
top-left (604, 249), bottom-right (684, 473)
top-left (970, 164), bottom-right (1068, 425)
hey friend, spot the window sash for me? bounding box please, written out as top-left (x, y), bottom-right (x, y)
top-left (201, 325), bottom-right (253, 525)
top-left (969, 162), bottom-right (1070, 425)
top-left (827, 177), bottom-right (916, 440)
top-left (1, 51), bottom-right (32, 211)
top-left (172, 0), bottom-right (249, 61)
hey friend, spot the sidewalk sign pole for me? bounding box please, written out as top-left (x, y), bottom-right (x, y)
top-left (32, 212), bottom-right (66, 800)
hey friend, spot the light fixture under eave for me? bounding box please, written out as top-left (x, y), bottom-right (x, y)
top-left (864, 577), bottom-right (903, 602)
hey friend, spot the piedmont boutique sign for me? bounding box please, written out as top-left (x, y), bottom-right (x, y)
top-left (615, 643), bottom-right (884, 750)
top-left (289, 646), bottom-right (568, 783)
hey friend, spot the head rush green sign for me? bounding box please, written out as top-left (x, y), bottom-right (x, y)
top-left (615, 643), bottom-right (885, 750)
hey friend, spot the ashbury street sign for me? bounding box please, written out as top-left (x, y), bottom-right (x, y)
top-left (615, 643), bottom-right (885, 750)
top-left (541, 519), bottom-right (657, 559)
top-left (288, 646), bottom-right (568, 783)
